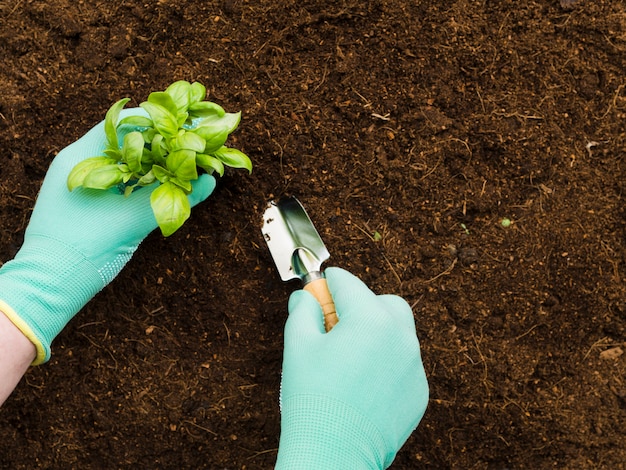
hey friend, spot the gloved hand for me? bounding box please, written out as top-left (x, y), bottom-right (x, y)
top-left (276, 267), bottom-right (429, 469)
top-left (0, 109), bottom-right (215, 364)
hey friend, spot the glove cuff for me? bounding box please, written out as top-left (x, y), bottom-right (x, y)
top-left (276, 394), bottom-right (391, 470)
top-left (0, 235), bottom-right (105, 364)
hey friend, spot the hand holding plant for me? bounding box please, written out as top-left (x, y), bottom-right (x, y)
top-left (67, 80), bottom-right (251, 236)
top-left (0, 114), bottom-right (215, 364)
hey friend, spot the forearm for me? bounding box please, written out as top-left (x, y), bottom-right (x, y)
top-left (0, 308), bottom-right (36, 406)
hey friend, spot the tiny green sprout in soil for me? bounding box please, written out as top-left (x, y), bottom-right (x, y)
top-left (67, 80), bottom-right (252, 236)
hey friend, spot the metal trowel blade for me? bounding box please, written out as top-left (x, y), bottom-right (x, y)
top-left (261, 196), bottom-right (330, 283)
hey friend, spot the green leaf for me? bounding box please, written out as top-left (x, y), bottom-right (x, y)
top-left (140, 148), bottom-right (155, 173)
top-left (188, 101), bottom-right (225, 120)
top-left (190, 115), bottom-right (231, 149)
top-left (123, 170), bottom-right (157, 197)
top-left (140, 101), bottom-right (179, 138)
top-left (192, 112), bottom-right (241, 151)
top-left (83, 164), bottom-right (127, 190)
top-left (118, 115), bottom-right (154, 128)
top-left (152, 164), bottom-right (173, 183)
top-left (147, 91), bottom-right (179, 117)
top-left (196, 128), bottom-right (229, 154)
top-left (171, 130), bottom-right (206, 153)
top-left (147, 92), bottom-right (190, 128)
top-left (162, 82), bottom-right (192, 126)
top-left (137, 169), bottom-right (156, 186)
top-left (67, 156), bottom-right (118, 191)
top-left (150, 134), bottom-right (167, 166)
top-left (121, 131), bottom-right (145, 173)
top-left (171, 177), bottom-right (193, 192)
top-left (102, 147), bottom-right (122, 160)
top-left (196, 153), bottom-right (225, 176)
top-left (166, 149), bottom-right (198, 182)
top-left (189, 82), bottom-right (206, 104)
top-left (150, 181), bottom-right (191, 237)
top-left (176, 112), bottom-right (190, 128)
top-left (213, 146), bottom-right (252, 173)
top-left (197, 111), bottom-right (241, 134)
top-left (164, 80), bottom-right (192, 112)
top-left (141, 127), bottom-right (157, 145)
top-left (104, 98), bottom-right (130, 150)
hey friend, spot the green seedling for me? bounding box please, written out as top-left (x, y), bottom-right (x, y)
top-left (67, 80), bottom-right (252, 236)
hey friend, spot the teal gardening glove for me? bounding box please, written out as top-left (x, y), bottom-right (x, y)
top-left (276, 267), bottom-right (429, 469)
top-left (0, 109), bottom-right (215, 364)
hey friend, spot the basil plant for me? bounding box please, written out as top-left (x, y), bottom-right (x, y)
top-left (67, 80), bottom-right (251, 236)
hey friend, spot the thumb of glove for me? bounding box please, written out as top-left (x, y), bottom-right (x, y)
top-left (286, 289), bottom-right (326, 341)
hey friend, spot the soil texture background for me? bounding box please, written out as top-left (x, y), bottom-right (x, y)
top-left (1, 0), bottom-right (625, 468)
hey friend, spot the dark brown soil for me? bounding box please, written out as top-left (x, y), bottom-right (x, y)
top-left (1, 0), bottom-right (625, 468)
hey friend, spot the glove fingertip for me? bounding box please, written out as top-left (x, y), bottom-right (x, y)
top-left (188, 174), bottom-right (216, 207)
top-left (379, 294), bottom-right (419, 333)
top-left (323, 267), bottom-right (377, 319)
top-left (379, 294), bottom-right (413, 316)
top-left (324, 267), bottom-right (371, 294)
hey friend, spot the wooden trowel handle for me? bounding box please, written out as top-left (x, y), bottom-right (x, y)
top-left (304, 278), bottom-right (339, 332)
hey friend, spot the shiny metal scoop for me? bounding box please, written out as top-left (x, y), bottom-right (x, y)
top-left (261, 196), bottom-right (337, 331)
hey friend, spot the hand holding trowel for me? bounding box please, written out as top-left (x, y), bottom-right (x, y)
top-left (262, 196), bottom-right (339, 331)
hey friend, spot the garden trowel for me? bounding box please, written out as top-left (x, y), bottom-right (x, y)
top-left (262, 196), bottom-right (339, 331)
